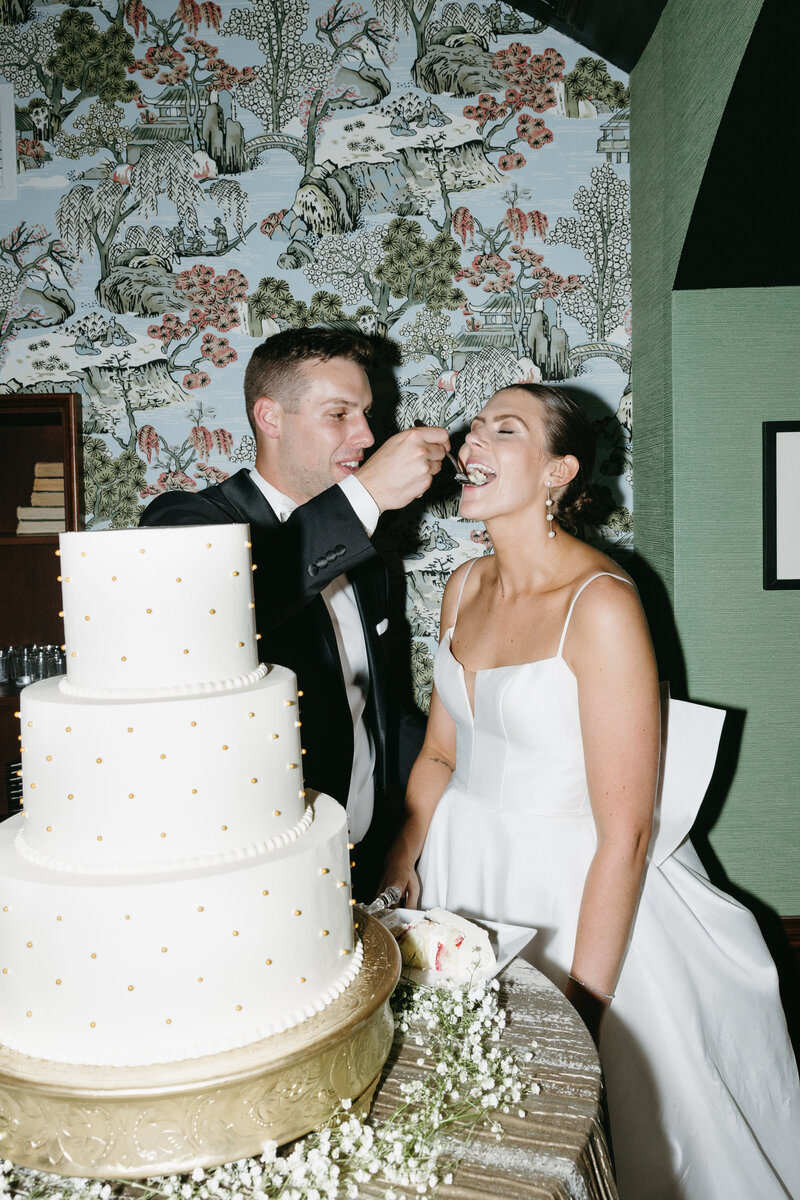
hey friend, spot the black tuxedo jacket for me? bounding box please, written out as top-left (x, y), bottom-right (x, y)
top-left (139, 470), bottom-right (413, 844)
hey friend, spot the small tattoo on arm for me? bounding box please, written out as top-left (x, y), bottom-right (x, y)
top-left (429, 755), bottom-right (454, 772)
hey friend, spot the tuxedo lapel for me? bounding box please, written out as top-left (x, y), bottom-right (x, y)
top-left (351, 558), bottom-right (389, 797)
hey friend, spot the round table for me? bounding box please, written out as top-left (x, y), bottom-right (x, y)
top-left (365, 959), bottom-right (619, 1200)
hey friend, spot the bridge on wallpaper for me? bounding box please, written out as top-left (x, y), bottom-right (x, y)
top-left (569, 341), bottom-right (631, 374)
top-left (245, 133), bottom-right (306, 163)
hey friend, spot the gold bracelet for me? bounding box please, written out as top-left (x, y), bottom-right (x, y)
top-left (568, 973), bottom-right (615, 1001)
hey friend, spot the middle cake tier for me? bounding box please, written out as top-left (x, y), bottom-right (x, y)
top-left (18, 664), bottom-right (308, 871)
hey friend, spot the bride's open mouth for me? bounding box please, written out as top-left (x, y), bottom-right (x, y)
top-left (462, 461), bottom-right (496, 487)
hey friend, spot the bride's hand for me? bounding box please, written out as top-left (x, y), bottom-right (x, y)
top-left (564, 976), bottom-right (609, 1048)
top-left (378, 850), bottom-right (421, 909)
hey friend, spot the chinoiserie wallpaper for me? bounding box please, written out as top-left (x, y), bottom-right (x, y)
top-left (0, 0), bottom-right (631, 709)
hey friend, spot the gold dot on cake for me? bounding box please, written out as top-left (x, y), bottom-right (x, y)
top-left (26, 942), bottom-right (33, 948)
top-left (46, 755), bottom-right (52, 761)
top-left (55, 978), bottom-right (61, 985)
top-left (237, 641), bottom-right (244, 648)
top-left (347, 843), bottom-right (354, 850)
top-left (91, 953), bottom-right (96, 959)
top-left (84, 615), bottom-right (90, 621)
top-left (160, 832), bottom-right (166, 838)
top-left (206, 542), bottom-right (212, 548)
top-left (57, 575), bottom-right (62, 582)
top-left (197, 906), bottom-right (204, 912)
top-left (90, 1021), bottom-right (96, 1027)
top-left (191, 789), bottom-right (197, 795)
top-left (232, 571), bottom-right (239, 577)
top-left (251, 564), bottom-right (257, 571)
top-left (26, 1011), bottom-right (32, 1017)
top-left (111, 576), bottom-right (117, 582)
top-left (235, 1004), bottom-right (242, 1011)
top-left (321, 929), bottom-right (329, 937)
top-left (146, 608), bottom-right (152, 614)
top-left (341, 949), bottom-right (350, 956)
top-left (197, 976), bottom-right (203, 982)
top-left (232, 930), bottom-right (239, 936)
top-left (273, 809), bottom-right (281, 817)
top-left (191, 721), bottom-right (197, 726)
top-left (65, 727), bottom-right (71, 733)
top-left (262, 890), bottom-right (269, 896)
top-left (297, 690), bottom-right (304, 698)
top-left (125, 915), bottom-right (130, 920)
top-left (56, 916), bottom-right (62, 922)
top-left (120, 656), bottom-right (126, 662)
top-left (160, 753), bottom-right (166, 759)
top-left (97, 835), bottom-right (103, 842)
top-left (349, 898), bottom-right (357, 906)
top-left (176, 577), bottom-right (182, 583)
top-left (251, 778), bottom-right (258, 784)
top-left (351, 860), bottom-right (356, 868)
top-left (299, 976), bottom-right (306, 983)
top-left (272, 733), bottom-right (279, 740)
top-left (293, 909), bottom-right (302, 916)
top-left (320, 868), bottom-right (329, 875)
top-left (295, 720), bottom-right (302, 728)
top-left (337, 881), bottom-right (346, 888)
top-left (221, 744), bottom-right (228, 751)
top-left (55, 550), bottom-right (61, 557)
top-left (249, 602), bottom-right (255, 609)
top-left (140, 549), bottom-right (145, 554)
top-left (183, 649), bottom-right (189, 655)
top-left (161, 947), bottom-right (168, 953)
top-left (209, 609), bottom-right (216, 615)
top-left (128, 985), bottom-right (134, 991)
top-left (127, 727), bottom-right (133, 733)
top-left (221, 825), bottom-right (228, 831)
top-left (27, 721), bottom-right (33, 728)
top-left (287, 763), bottom-right (298, 771)
top-left (96, 757), bottom-right (102, 764)
top-left (284, 700), bottom-right (295, 707)
top-left (58, 610), bottom-right (64, 618)
top-left (68, 794), bottom-right (74, 800)
top-left (166, 1018), bottom-right (172, 1025)
top-left (265, 959), bottom-right (272, 965)
top-left (248, 712), bottom-right (255, 718)
top-left (46, 826), bottom-right (52, 832)
top-left (128, 793), bottom-right (134, 799)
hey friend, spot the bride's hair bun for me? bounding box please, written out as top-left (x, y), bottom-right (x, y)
top-left (512, 383), bottom-right (606, 533)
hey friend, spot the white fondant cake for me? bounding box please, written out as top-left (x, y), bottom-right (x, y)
top-left (0, 526), bottom-right (360, 1067)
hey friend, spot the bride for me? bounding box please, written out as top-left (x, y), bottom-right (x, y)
top-left (381, 383), bottom-right (800, 1200)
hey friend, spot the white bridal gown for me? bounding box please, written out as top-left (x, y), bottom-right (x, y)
top-left (418, 572), bottom-right (800, 1200)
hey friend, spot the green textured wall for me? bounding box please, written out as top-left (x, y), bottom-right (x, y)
top-left (632, 1), bottom-right (800, 913)
top-left (673, 289), bottom-right (800, 912)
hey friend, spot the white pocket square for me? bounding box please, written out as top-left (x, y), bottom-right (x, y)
top-left (376, 618), bottom-right (389, 636)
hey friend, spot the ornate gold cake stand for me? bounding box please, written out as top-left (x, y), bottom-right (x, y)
top-left (0, 914), bottom-right (400, 1180)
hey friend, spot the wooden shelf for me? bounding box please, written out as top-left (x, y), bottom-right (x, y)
top-left (0, 393), bottom-right (82, 816)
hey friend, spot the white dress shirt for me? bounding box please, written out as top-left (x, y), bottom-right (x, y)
top-left (249, 469), bottom-right (378, 843)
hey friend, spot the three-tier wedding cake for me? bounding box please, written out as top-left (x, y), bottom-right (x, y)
top-left (0, 525), bottom-right (361, 1068)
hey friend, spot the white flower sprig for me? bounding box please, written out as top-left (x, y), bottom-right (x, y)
top-left (1, 977), bottom-right (535, 1200)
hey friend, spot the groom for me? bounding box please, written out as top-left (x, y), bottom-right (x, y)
top-left (140, 327), bottom-right (449, 896)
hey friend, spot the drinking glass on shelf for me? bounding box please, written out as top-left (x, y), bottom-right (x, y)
top-left (12, 647), bottom-right (35, 688)
top-left (0, 646), bottom-right (10, 684)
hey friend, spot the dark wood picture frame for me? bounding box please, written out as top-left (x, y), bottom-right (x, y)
top-left (763, 421), bottom-right (800, 590)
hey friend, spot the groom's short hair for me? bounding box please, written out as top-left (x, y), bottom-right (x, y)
top-left (244, 328), bottom-right (374, 433)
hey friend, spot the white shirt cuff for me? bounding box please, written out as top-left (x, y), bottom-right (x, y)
top-left (338, 475), bottom-right (379, 537)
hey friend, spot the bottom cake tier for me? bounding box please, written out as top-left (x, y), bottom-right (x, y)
top-left (0, 793), bottom-right (360, 1067)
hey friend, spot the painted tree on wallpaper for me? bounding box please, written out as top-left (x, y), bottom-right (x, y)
top-left (0, 0), bottom-right (631, 702)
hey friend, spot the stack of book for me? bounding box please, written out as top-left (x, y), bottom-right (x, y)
top-left (16, 462), bottom-right (66, 535)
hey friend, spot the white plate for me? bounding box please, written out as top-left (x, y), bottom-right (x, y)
top-left (377, 907), bottom-right (537, 986)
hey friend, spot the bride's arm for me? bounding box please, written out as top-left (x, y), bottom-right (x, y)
top-left (379, 565), bottom-right (467, 907)
top-left (566, 575), bottom-right (661, 1043)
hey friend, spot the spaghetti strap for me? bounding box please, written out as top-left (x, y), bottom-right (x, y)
top-left (556, 572), bottom-right (632, 658)
top-left (452, 557), bottom-right (479, 634)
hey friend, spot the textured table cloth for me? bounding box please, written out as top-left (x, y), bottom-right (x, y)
top-left (364, 959), bottom-right (619, 1200)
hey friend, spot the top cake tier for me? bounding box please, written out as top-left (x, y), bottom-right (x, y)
top-left (58, 526), bottom-right (261, 694)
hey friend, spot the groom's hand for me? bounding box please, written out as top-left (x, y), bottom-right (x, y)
top-left (357, 425), bottom-right (449, 514)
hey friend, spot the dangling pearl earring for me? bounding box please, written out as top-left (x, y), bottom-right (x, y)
top-left (546, 480), bottom-right (556, 538)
